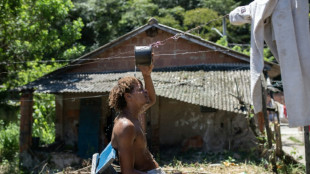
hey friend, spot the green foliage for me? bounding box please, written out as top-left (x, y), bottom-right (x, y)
top-left (165, 6), bottom-right (186, 24)
top-left (232, 45), bottom-right (250, 56)
top-left (13, 61), bottom-right (61, 144)
top-left (156, 6), bottom-right (185, 30)
top-left (32, 94), bottom-right (56, 144)
top-left (4, 60), bottom-right (62, 89)
top-left (215, 36), bottom-right (275, 62)
top-left (0, 0), bottom-right (85, 86)
top-left (239, 0), bottom-right (253, 5)
top-left (216, 36), bottom-right (251, 56)
top-left (263, 47), bottom-right (275, 62)
top-left (0, 0), bottom-right (80, 147)
top-left (183, 8), bottom-right (221, 41)
top-left (226, 21), bottom-right (251, 45)
top-left (1, 60), bottom-right (61, 146)
top-left (216, 36), bottom-right (228, 47)
top-left (277, 162), bottom-right (305, 174)
top-left (199, 0), bottom-right (240, 15)
top-left (70, 0), bottom-right (126, 51)
top-left (152, 0), bottom-right (202, 10)
top-left (0, 121), bottom-right (19, 162)
top-left (156, 14), bottom-right (182, 30)
top-left (172, 0), bottom-right (202, 10)
top-left (117, 0), bottom-right (158, 36)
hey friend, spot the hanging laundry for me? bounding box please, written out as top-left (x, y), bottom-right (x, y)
top-left (229, 0), bottom-right (310, 127)
top-left (276, 102), bottom-right (284, 118)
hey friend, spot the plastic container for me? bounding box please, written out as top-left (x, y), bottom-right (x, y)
top-left (134, 46), bottom-right (152, 66)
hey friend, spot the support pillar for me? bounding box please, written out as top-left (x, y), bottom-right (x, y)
top-left (20, 90), bottom-right (34, 153)
top-left (55, 94), bottom-right (64, 141)
top-left (261, 74), bottom-right (277, 173)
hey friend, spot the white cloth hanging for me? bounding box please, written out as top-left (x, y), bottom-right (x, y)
top-left (275, 102), bottom-right (284, 118)
top-left (229, 0), bottom-right (310, 127)
top-left (229, 0), bottom-right (278, 114)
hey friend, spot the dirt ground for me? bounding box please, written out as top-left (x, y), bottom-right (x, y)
top-left (53, 124), bottom-right (308, 174)
top-left (280, 123), bottom-right (305, 165)
top-left (2, 123), bottom-right (306, 174)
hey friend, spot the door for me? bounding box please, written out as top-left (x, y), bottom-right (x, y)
top-left (78, 97), bottom-right (101, 158)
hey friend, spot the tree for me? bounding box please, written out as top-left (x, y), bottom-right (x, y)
top-left (155, 6), bottom-right (185, 30)
top-left (70, 0), bottom-right (126, 51)
top-left (152, 0), bottom-right (202, 10)
top-left (183, 8), bottom-right (221, 41)
top-left (0, 0), bottom-right (85, 150)
top-left (117, 0), bottom-right (159, 36)
top-left (0, 0), bottom-right (84, 88)
top-left (238, 0), bottom-right (252, 5)
top-left (199, 0), bottom-right (240, 15)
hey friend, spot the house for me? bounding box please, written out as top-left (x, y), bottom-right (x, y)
top-left (16, 18), bottom-right (280, 167)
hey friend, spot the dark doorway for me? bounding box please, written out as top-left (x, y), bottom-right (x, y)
top-left (78, 97), bottom-right (101, 158)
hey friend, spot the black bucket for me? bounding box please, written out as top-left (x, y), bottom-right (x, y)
top-left (134, 46), bottom-right (152, 66)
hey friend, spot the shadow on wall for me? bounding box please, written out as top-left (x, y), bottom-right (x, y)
top-left (203, 113), bottom-right (257, 153)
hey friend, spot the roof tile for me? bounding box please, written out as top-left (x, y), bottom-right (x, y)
top-left (19, 69), bottom-right (251, 114)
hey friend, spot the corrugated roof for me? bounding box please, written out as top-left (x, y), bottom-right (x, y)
top-left (19, 66), bottom-right (251, 114)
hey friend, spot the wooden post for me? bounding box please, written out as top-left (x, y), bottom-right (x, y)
top-left (55, 94), bottom-right (64, 141)
top-left (20, 91), bottom-right (34, 152)
top-left (261, 75), bottom-right (273, 149)
top-left (304, 126), bottom-right (310, 174)
top-left (257, 112), bottom-right (265, 134)
top-left (261, 74), bottom-right (277, 173)
top-left (274, 123), bottom-right (282, 156)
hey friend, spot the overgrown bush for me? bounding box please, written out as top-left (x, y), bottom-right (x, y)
top-left (0, 121), bottom-right (19, 162)
top-left (32, 94), bottom-right (56, 145)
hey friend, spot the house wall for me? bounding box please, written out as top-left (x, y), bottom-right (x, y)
top-left (157, 97), bottom-right (256, 152)
top-left (55, 93), bottom-right (111, 150)
top-left (57, 27), bottom-right (255, 153)
top-left (54, 92), bottom-right (256, 153)
top-left (67, 29), bottom-right (246, 74)
top-left (273, 92), bottom-right (285, 105)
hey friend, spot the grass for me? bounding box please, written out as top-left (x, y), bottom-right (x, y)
top-left (288, 136), bottom-right (304, 146)
top-left (0, 147), bottom-right (306, 174)
top-left (156, 147), bottom-right (305, 174)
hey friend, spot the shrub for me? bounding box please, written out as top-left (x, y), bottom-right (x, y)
top-left (0, 121), bottom-right (19, 162)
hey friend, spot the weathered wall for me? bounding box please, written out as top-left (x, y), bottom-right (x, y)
top-left (62, 93), bottom-right (80, 146)
top-left (55, 26), bottom-right (254, 152)
top-left (273, 92), bottom-right (285, 104)
top-left (55, 93), bottom-right (110, 149)
top-left (55, 93), bottom-right (256, 153)
top-left (157, 97), bottom-right (256, 152)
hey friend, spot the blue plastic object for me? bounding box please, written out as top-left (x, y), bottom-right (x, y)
top-left (95, 142), bottom-right (116, 173)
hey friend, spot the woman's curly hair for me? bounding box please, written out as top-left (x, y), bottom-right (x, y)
top-left (108, 76), bottom-right (140, 112)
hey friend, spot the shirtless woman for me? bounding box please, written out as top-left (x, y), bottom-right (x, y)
top-left (108, 63), bottom-right (165, 174)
